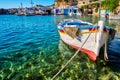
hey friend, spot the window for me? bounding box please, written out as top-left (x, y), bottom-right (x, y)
top-left (83, 2), bottom-right (85, 4)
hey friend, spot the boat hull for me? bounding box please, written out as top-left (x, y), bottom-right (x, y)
top-left (58, 29), bottom-right (108, 61)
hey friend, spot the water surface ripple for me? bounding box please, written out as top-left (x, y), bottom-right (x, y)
top-left (0, 15), bottom-right (120, 79)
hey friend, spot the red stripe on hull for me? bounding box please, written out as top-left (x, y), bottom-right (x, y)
top-left (62, 40), bottom-right (98, 61)
top-left (89, 28), bottom-right (107, 32)
top-left (59, 30), bottom-right (65, 33)
top-left (89, 28), bottom-right (99, 31)
top-left (59, 29), bottom-right (107, 34)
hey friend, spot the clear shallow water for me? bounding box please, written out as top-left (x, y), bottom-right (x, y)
top-left (0, 15), bottom-right (120, 80)
top-left (0, 15), bottom-right (59, 56)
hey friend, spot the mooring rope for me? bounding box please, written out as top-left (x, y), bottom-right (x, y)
top-left (104, 32), bottom-right (108, 60)
top-left (51, 23), bottom-right (97, 80)
top-left (51, 33), bottom-right (91, 80)
top-left (104, 43), bottom-right (120, 63)
top-left (106, 60), bottom-right (120, 63)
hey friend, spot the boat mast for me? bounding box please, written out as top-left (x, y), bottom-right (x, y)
top-left (21, 2), bottom-right (23, 8)
top-left (30, 0), bottom-right (34, 7)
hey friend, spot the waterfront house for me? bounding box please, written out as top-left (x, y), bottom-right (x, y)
top-left (54, 0), bottom-right (68, 15)
top-left (54, 0), bottom-right (80, 15)
top-left (45, 7), bottom-right (52, 15)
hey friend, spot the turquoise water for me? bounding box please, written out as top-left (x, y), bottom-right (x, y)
top-left (0, 15), bottom-right (120, 80)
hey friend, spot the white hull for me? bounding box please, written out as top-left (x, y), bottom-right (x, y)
top-left (58, 19), bottom-right (109, 61)
top-left (59, 30), bottom-right (108, 61)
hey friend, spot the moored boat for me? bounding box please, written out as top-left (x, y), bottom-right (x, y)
top-left (16, 2), bottom-right (25, 16)
top-left (25, 8), bottom-right (35, 16)
top-left (109, 13), bottom-right (120, 20)
top-left (58, 19), bottom-right (115, 61)
top-left (16, 8), bottom-right (25, 16)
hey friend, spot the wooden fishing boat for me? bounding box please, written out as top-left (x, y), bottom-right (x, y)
top-left (16, 9), bottom-right (25, 16)
top-left (25, 8), bottom-right (35, 16)
top-left (58, 19), bottom-right (115, 61)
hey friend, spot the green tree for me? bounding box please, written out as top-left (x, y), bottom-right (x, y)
top-left (55, 0), bottom-right (68, 2)
top-left (64, 0), bottom-right (68, 2)
top-left (102, 0), bottom-right (119, 11)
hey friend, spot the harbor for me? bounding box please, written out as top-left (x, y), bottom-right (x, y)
top-left (0, 14), bottom-right (120, 80)
top-left (0, 0), bottom-right (120, 80)
top-left (1, 0), bottom-right (120, 18)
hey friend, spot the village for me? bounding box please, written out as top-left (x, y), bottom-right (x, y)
top-left (0, 0), bottom-right (120, 80)
top-left (0, 0), bottom-right (120, 19)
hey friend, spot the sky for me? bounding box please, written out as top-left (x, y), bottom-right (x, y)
top-left (0, 0), bottom-right (54, 9)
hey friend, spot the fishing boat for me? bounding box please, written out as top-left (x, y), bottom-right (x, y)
top-left (25, 0), bottom-right (35, 16)
top-left (16, 2), bottom-right (25, 16)
top-left (25, 8), bottom-right (35, 16)
top-left (16, 9), bottom-right (25, 16)
top-left (109, 13), bottom-right (120, 20)
top-left (58, 19), bottom-right (115, 61)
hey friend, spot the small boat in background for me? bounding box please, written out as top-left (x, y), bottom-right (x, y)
top-left (58, 19), bottom-right (115, 61)
top-left (25, 0), bottom-right (35, 16)
top-left (25, 8), bottom-right (35, 16)
top-left (109, 13), bottom-right (120, 20)
top-left (16, 2), bottom-right (25, 16)
top-left (16, 9), bottom-right (25, 16)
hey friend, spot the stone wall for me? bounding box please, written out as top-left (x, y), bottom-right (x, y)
top-left (69, 0), bottom-right (78, 6)
top-left (55, 0), bottom-right (78, 9)
top-left (55, 1), bottom-right (68, 9)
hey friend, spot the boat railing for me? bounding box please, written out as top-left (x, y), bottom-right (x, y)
top-left (58, 19), bottom-right (95, 29)
top-left (63, 19), bottom-right (74, 22)
top-left (64, 24), bottom-right (77, 27)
